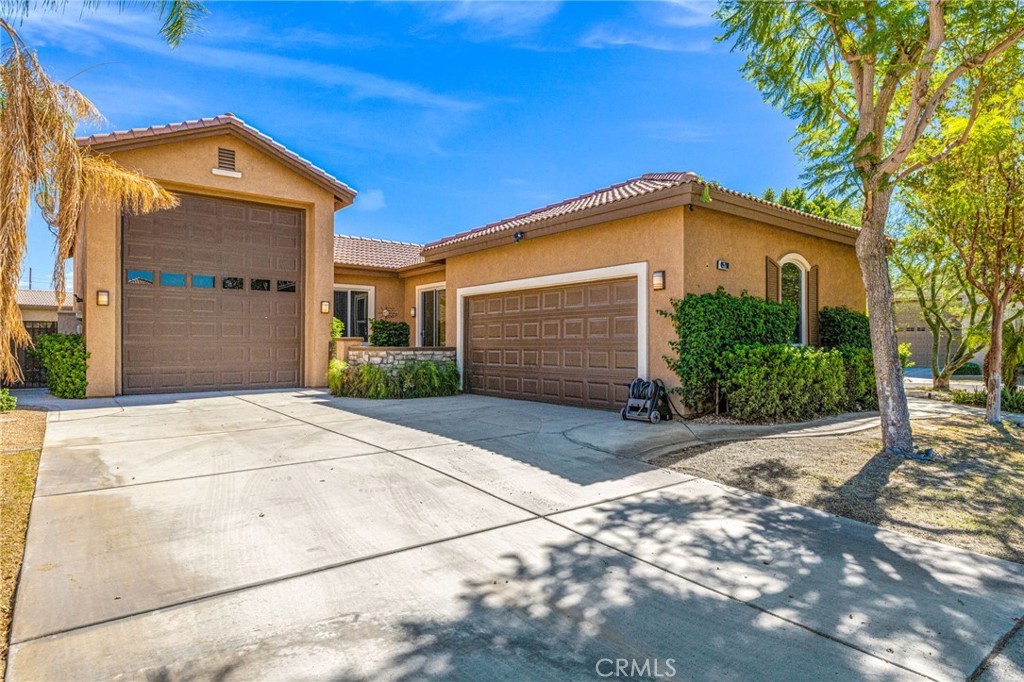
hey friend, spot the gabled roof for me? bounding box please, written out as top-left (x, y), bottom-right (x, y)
top-left (423, 172), bottom-right (860, 257)
top-left (16, 290), bottom-right (71, 309)
top-left (77, 114), bottom-right (356, 207)
top-left (333, 235), bottom-right (425, 270)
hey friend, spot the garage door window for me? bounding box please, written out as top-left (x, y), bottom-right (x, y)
top-left (160, 272), bottom-right (186, 287)
top-left (192, 275), bottom-right (215, 288)
top-left (251, 278), bottom-right (271, 292)
top-left (127, 270), bottom-right (153, 285)
top-left (277, 280), bottom-right (296, 293)
top-left (223, 277), bottom-right (244, 290)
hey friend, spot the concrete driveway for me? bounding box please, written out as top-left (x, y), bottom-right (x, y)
top-left (7, 390), bottom-right (1023, 681)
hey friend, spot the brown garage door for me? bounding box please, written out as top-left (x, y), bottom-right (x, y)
top-left (122, 194), bottom-right (302, 394)
top-left (465, 278), bottom-right (638, 409)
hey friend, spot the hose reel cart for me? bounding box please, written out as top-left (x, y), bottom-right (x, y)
top-left (620, 377), bottom-right (673, 423)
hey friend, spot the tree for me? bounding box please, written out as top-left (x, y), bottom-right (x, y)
top-left (761, 186), bottom-right (861, 224)
top-left (890, 217), bottom-right (993, 389)
top-left (719, 1), bottom-right (1024, 454)
top-left (0, 1), bottom-right (205, 383)
top-left (908, 99), bottom-right (1024, 422)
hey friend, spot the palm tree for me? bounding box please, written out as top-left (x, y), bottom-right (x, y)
top-left (0, 2), bottom-right (205, 383)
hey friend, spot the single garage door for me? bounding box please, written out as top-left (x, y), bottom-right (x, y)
top-left (465, 277), bottom-right (638, 409)
top-left (122, 194), bottom-right (302, 394)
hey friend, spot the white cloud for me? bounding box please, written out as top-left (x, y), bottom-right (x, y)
top-left (352, 188), bottom-right (387, 212)
top-left (579, 26), bottom-right (712, 53)
top-left (657, 0), bottom-right (718, 28)
top-left (433, 1), bottom-right (561, 39)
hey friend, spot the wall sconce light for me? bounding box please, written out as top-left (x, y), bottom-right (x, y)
top-left (652, 271), bottom-right (666, 291)
top-left (513, 231), bottom-right (525, 243)
top-left (320, 301), bottom-right (330, 314)
top-left (96, 290), bottom-right (110, 306)
top-left (410, 307), bottom-right (416, 318)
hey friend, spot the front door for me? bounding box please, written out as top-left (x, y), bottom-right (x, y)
top-left (420, 288), bottom-right (446, 346)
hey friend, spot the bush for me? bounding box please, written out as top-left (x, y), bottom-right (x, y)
top-left (329, 359), bottom-right (460, 399)
top-left (31, 334), bottom-right (89, 399)
top-left (819, 306), bottom-right (871, 349)
top-left (331, 317), bottom-right (345, 339)
top-left (369, 319), bottom-right (410, 347)
top-left (951, 386), bottom-right (1024, 412)
top-left (718, 345), bottom-right (846, 423)
top-left (898, 342), bottom-right (915, 370)
top-left (0, 387), bottom-right (16, 412)
top-left (953, 362), bottom-right (982, 376)
top-left (660, 288), bottom-right (798, 410)
top-left (839, 345), bottom-right (879, 411)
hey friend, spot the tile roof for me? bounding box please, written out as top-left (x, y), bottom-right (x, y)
top-left (424, 172), bottom-right (859, 252)
top-left (77, 114), bottom-right (356, 204)
top-left (16, 290), bottom-right (71, 309)
top-left (333, 235), bottom-right (425, 270)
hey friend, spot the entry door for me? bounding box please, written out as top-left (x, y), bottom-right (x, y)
top-left (420, 288), bottom-right (446, 346)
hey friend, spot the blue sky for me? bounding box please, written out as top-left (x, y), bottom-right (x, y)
top-left (12, 0), bottom-right (805, 289)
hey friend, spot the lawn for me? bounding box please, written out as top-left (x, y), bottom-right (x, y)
top-left (0, 408), bottom-right (46, 680)
top-left (654, 414), bottom-right (1024, 564)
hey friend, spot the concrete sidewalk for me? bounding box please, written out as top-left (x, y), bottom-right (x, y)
top-left (7, 390), bottom-right (1023, 681)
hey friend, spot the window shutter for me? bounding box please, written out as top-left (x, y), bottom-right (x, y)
top-left (765, 257), bottom-right (780, 303)
top-left (807, 265), bottom-right (820, 346)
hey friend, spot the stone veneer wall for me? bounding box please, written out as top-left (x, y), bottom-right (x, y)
top-left (345, 346), bottom-right (456, 370)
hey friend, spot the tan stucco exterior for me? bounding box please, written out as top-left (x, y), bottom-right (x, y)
top-left (76, 132), bottom-right (346, 396)
top-left (333, 265), bottom-right (446, 343)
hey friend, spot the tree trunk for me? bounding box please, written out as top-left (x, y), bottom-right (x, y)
top-left (985, 305), bottom-right (1004, 424)
top-left (857, 188), bottom-right (914, 455)
top-left (933, 372), bottom-right (950, 390)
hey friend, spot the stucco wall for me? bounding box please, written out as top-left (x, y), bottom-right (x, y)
top-left (333, 269), bottom-right (405, 326)
top-left (78, 132), bottom-right (343, 396)
top-left (19, 308), bottom-right (57, 323)
top-left (443, 206), bottom-right (687, 387)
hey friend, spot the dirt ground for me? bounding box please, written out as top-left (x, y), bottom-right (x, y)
top-left (0, 409), bottom-right (46, 679)
top-left (654, 414), bottom-right (1024, 564)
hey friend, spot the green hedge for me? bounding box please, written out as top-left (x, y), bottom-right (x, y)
top-left (31, 334), bottom-right (89, 399)
top-left (953, 362), bottom-right (982, 376)
top-left (718, 345), bottom-right (846, 422)
top-left (839, 345), bottom-right (879, 411)
top-left (0, 387), bottom-right (16, 412)
top-left (369, 319), bottom-right (410, 347)
top-left (660, 288), bottom-right (797, 410)
top-left (819, 306), bottom-right (871, 349)
top-left (331, 317), bottom-right (345, 339)
top-left (328, 359), bottom-right (460, 399)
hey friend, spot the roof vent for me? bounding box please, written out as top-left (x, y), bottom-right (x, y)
top-left (217, 147), bottom-right (236, 171)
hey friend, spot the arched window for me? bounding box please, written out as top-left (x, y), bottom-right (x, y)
top-left (779, 254), bottom-right (809, 345)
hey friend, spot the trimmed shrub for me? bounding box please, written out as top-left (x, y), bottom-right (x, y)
top-left (331, 317), bottom-right (345, 339)
top-left (31, 334), bottom-right (89, 399)
top-left (819, 306), bottom-right (871, 349)
top-left (718, 345), bottom-right (846, 423)
top-left (329, 359), bottom-right (460, 399)
top-left (953, 362), bottom-right (982, 376)
top-left (0, 387), bottom-right (16, 412)
top-left (839, 345), bottom-right (879, 411)
top-left (660, 288), bottom-right (798, 409)
top-left (369, 319), bottom-right (410, 347)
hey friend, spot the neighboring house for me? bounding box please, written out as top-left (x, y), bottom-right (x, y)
top-left (8, 290), bottom-right (78, 388)
top-left (71, 116), bottom-right (866, 407)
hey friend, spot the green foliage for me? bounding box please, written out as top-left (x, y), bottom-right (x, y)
top-left (951, 387), bottom-right (1024, 413)
top-left (31, 334), bottom-right (89, 399)
top-left (328, 360), bottom-right (460, 399)
top-left (660, 288), bottom-right (798, 410)
top-left (369, 319), bottom-right (410, 347)
top-left (953, 362), bottom-right (982, 376)
top-left (839, 346), bottom-right (879, 411)
top-left (761, 186), bottom-right (860, 224)
top-left (0, 387), bottom-right (16, 411)
top-left (718, 345), bottom-right (847, 423)
top-left (898, 343), bottom-right (915, 370)
top-left (819, 306), bottom-right (871, 349)
top-left (331, 317), bottom-right (345, 339)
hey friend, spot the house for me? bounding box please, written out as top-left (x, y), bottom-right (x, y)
top-left (8, 290), bottom-right (78, 388)
top-left (71, 116), bottom-right (866, 407)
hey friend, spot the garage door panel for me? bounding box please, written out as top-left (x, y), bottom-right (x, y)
top-left (466, 277), bottom-right (638, 410)
top-left (122, 194), bottom-right (302, 394)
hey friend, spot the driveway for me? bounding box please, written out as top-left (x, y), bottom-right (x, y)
top-left (7, 390), bottom-right (1023, 681)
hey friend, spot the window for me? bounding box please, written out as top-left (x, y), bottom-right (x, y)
top-left (192, 275), bottom-right (215, 288)
top-left (334, 288), bottom-right (371, 340)
top-left (419, 286), bottom-right (446, 347)
top-left (276, 280), bottom-right (297, 293)
top-left (223, 277), bottom-right (244, 290)
top-left (781, 261), bottom-right (805, 345)
top-left (127, 270), bottom-right (153, 285)
top-left (160, 272), bottom-right (186, 287)
top-left (251, 278), bottom-right (271, 292)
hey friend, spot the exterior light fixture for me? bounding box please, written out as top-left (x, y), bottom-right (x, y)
top-left (321, 301), bottom-right (330, 314)
top-left (652, 271), bottom-right (666, 291)
top-left (96, 290), bottom-right (110, 306)
top-left (513, 231), bottom-right (525, 243)
top-left (410, 307), bottom-right (416, 318)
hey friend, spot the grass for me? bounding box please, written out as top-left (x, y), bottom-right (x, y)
top-left (0, 408), bottom-right (45, 679)
top-left (653, 415), bottom-right (1024, 564)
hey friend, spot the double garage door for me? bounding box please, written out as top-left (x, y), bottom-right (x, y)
top-left (465, 278), bottom-right (638, 410)
top-left (122, 194), bottom-right (302, 394)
